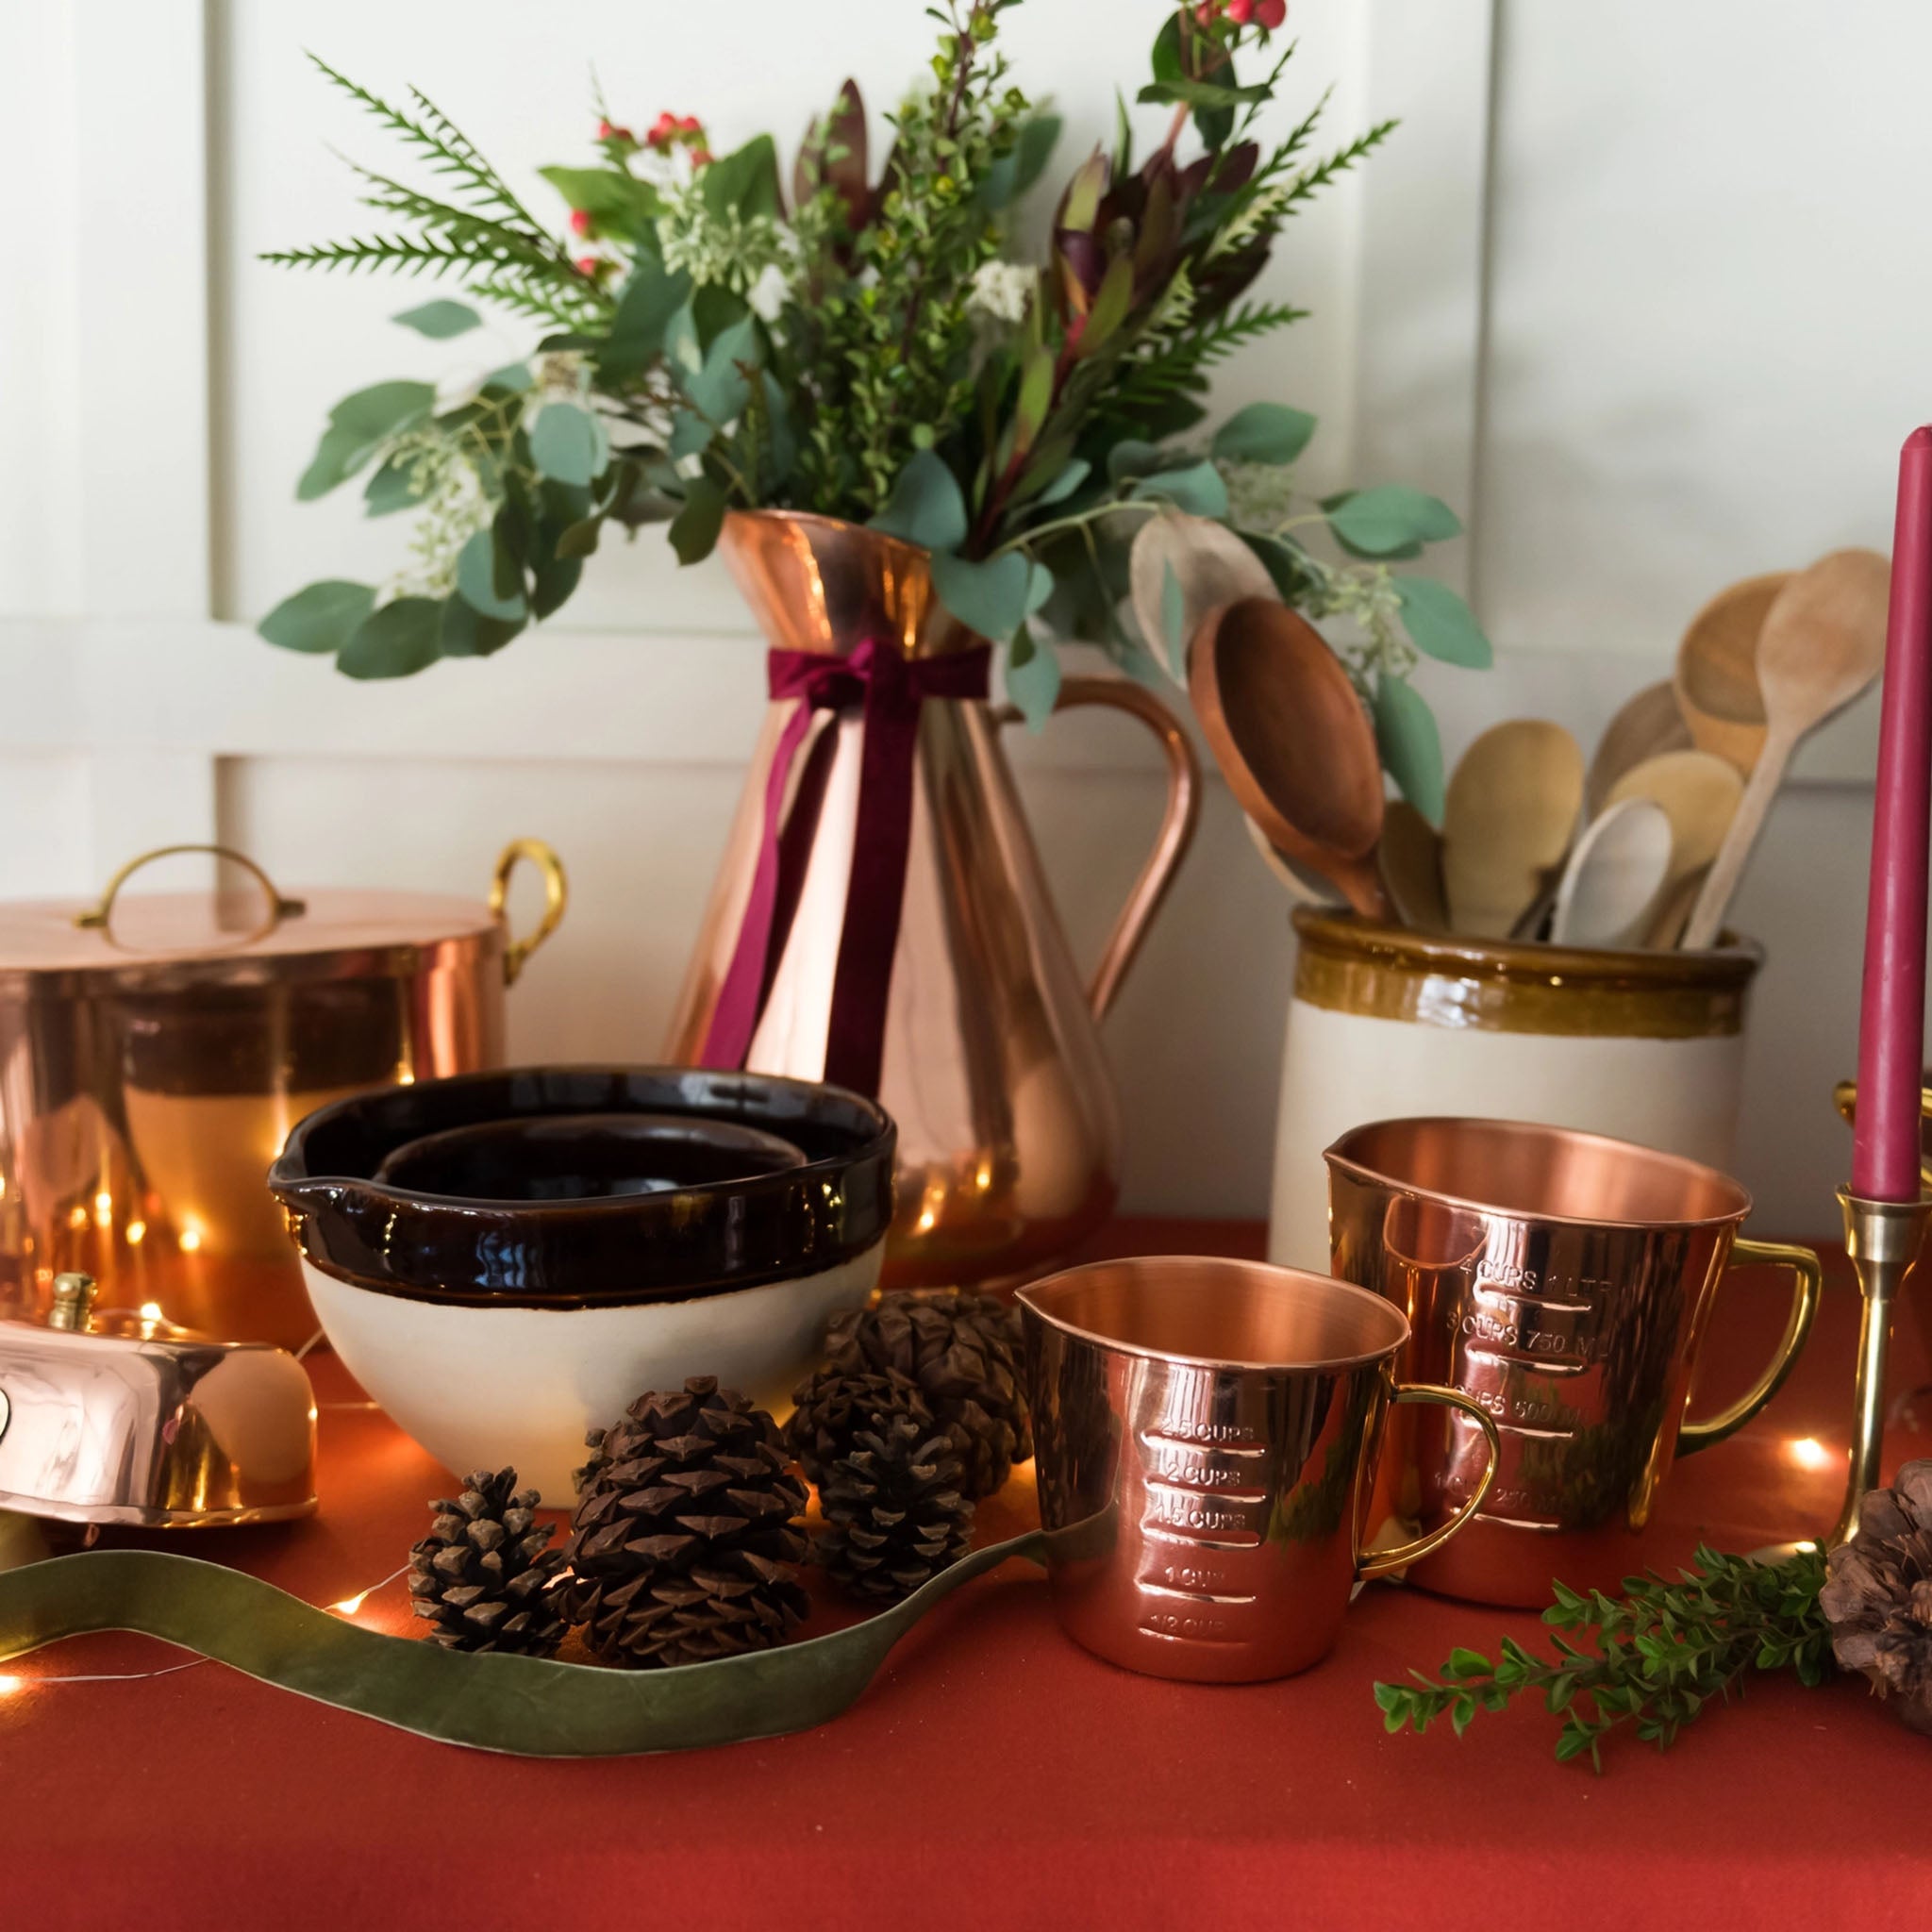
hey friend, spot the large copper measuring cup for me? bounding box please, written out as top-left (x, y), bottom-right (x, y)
top-left (1017, 1256), bottom-right (1500, 1682)
top-left (1325, 1117), bottom-right (1822, 1606)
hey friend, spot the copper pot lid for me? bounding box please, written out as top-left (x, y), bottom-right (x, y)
top-left (0, 841), bottom-right (566, 993)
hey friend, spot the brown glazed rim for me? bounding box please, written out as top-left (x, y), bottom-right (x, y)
top-left (1323, 1115), bottom-right (1754, 1233)
top-left (268, 1066), bottom-right (896, 1309)
top-left (1016, 1255), bottom-right (1410, 1374)
top-left (1291, 907), bottom-right (1761, 1039)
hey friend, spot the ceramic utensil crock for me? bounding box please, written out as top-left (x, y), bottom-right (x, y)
top-left (269, 1067), bottom-right (895, 1502)
top-left (1269, 909), bottom-right (1761, 1268)
top-left (1018, 1256), bottom-right (1500, 1682)
top-left (1324, 1117), bottom-right (1821, 1606)
top-left (0, 840), bottom-right (566, 1350)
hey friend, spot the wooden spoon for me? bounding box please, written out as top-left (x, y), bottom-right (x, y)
top-left (1674, 572), bottom-right (1789, 776)
top-left (1548, 797), bottom-right (1674, 949)
top-left (1379, 800), bottom-right (1448, 931)
top-left (1680, 548), bottom-right (1890, 949)
top-left (1587, 681), bottom-right (1693, 815)
top-left (1441, 720), bottom-right (1585, 940)
top-left (1605, 749), bottom-right (1743, 891)
top-left (1190, 599), bottom-right (1391, 921)
top-left (1130, 511), bottom-right (1275, 672)
top-left (1242, 815), bottom-right (1342, 905)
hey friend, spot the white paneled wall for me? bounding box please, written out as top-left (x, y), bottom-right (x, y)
top-left (0, 0), bottom-right (1927, 1227)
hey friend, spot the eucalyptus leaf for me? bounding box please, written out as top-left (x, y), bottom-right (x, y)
top-left (1032, 457), bottom-right (1091, 508)
top-left (329, 379), bottom-right (437, 444)
top-left (1211, 402), bottom-right (1317, 467)
top-left (529, 402), bottom-right (608, 488)
top-left (1394, 575), bottom-right (1493, 669)
top-left (870, 449), bottom-right (969, 553)
top-left (700, 134), bottom-right (783, 220)
top-left (391, 299), bottom-right (480, 340)
top-left (1373, 672), bottom-right (1446, 823)
top-left (258, 580), bottom-right (375, 656)
top-left (1133, 460), bottom-right (1229, 521)
top-left (680, 315), bottom-right (758, 428)
top-left (361, 458), bottom-right (420, 517)
top-left (479, 361), bottom-right (535, 393)
top-left (455, 529), bottom-right (526, 621)
top-left (1007, 627), bottom-right (1062, 730)
top-left (668, 475), bottom-right (728, 564)
top-left (555, 516), bottom-right (604, 561)
top-left (1325, 486), bottom-right (1461, 558)
top-left (931, 550), bottom-right (1033, 641)
top-left (338, 597), bottom-right (444, 680)
top-left (1107, 439), bottom-right (1165, 484)
top-left (440, 597), bottom-right (525, 659)
top-left (599, 259), bottom-right (694, 379)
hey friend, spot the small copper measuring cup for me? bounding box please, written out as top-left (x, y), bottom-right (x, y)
top-left (1017, 1256), bottom-right (1500, 1683)
top-left (1324, 1117), bottom-right (1823, 1606)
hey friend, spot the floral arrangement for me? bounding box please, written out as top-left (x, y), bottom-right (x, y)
top-left (261, 0), bottom-right (1490, 811)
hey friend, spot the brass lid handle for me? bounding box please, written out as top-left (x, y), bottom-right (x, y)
top-left (490, 840), bottom-right (568, 987)
top-left (75, 845), bottom-right (307, 945)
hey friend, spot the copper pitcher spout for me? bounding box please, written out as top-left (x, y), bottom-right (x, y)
top-left (666, 510), bottom-right (1200, 1290)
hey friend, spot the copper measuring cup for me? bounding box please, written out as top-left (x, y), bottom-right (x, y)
top-left (1324, 1117), bottom-right (1822, 1606)
top-left (1017, 1256), bottom-right (1500, 1683)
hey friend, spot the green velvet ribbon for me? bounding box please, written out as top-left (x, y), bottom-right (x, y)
top-left (0, 1532), bottom-right (1046, 1757)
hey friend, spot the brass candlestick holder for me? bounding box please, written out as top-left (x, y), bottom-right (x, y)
top-left (1827, 1078), bottom-right (1932, 1545)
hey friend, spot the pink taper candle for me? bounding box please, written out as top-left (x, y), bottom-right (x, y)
top-left (1852, 427), bottom-right (1932, 1200)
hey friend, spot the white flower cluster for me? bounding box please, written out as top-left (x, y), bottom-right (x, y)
top-left (968, 258), bottom-right (1035, 325)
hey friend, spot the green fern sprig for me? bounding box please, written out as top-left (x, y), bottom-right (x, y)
top-left (1278, 119), bottom-right (1399, 218)
top-left (1102, 297), bottom-right (1311, 423)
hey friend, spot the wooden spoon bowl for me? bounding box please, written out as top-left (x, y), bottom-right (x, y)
top-left (1190, 599), bottom-right (1391, 921)
top-left (1674, 571), bottom-right (1788, 775)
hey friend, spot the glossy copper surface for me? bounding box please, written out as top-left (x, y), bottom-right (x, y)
top-left (0, 842), bottom-right (564, 1348)
top-left (1325, 1117), bottom-right (1821, 1605)
top-left (666, 511), bottom-right (1201, 1290)
top-left (1018, 1256), bottom-right (1497, 1682)
top-left (0, 1275), bottom-right (317, 1528)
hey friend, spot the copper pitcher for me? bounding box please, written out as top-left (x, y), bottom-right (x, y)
top-left (664, 511), bottom-right (1200, 1290)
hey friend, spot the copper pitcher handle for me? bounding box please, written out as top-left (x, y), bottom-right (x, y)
top-left (994, 676), bottom-right (1201, 1021)
top-left (1677, 1237), bottom-right (1823, 1453)
top-left (490, 839), bottom-right (568, 987)
top-left (1355, 1384), bottom-right (1501, 1580)
top-left (75, 845), bottom-right (307, 939)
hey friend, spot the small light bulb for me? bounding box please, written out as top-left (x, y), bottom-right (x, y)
top-left (178, 1224), bottom-right (203, 1254)
top-left (0, 1674), bottom-right (23, 1696)
top-left (125, 1220), bottom-right (146, 1246)
top-left (1786, 1436), bottom-right (1832, 1472)
top-left (139, 1301), bottom-right (164, 1325)
top-left (329, 1591), bottom-right (370, 1616)
top-left (93, 1191), bottom-right (113, 1227)
top-left (67, 1205), bottom-right (89, 1231)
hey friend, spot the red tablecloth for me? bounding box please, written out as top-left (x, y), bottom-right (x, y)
top-left (5, 1221), bottom-right (1930, 1932)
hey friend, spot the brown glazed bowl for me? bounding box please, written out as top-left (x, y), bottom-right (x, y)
top-left (268, 1067), bottom-right (895, 1501)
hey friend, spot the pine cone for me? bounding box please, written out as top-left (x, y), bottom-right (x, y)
top-left (816, 1414), bottom-right (974, 1605)
top-left (787, 1363), bottom-right (932, 1487)
top-left (564, 1377), bottom-right (809, 1669)
top-left (1821, 1457), bottom-right (1932, 1735)
top-left (824, 1289), bottom-right (1032, 1500)
top-left (407, 1468), bottom-right (567, 1657)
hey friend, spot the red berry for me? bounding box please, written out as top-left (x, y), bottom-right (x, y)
top-left (575, 255), bottom-right (601, 276)
top-left (597, 118), bottom-right (613, 138)
top-left (690, 147), bottom-right (713, 168)
top-left (1193, 0), bottom-right (1216, 20)
top-left (569, 208), bottom-right (591, 236)
top-left (676, 114), bottom-right (703, 134)
top-left (1256, 0), bottom-right (1286, 24)
top-left (1226, 0), bottom-right (1255, 21)
top-left (647, 109), bottom-right (678, 149)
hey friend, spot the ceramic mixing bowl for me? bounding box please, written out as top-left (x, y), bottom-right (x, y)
top-left (268, 1067), bottom-right (895, 1500)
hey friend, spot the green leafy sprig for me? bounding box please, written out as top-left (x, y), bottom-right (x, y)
top-left (1374, 1544), bottom-right (1833, 1773)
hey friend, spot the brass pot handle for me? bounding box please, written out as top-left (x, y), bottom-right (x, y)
top-left (993, 676), bottom-right (1201, 1021)
top-left (491, 839), bottom-right (568, 987)
top-left (1676, 1236), bottom-right (1823, 1453)
top-left (1355, 1384), bottom-right (1501, 1580)
top-left (75, 845), bottom-right (307, 941)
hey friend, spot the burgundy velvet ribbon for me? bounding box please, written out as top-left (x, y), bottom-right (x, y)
top-left (700, 638), bottom-right (991, 1097)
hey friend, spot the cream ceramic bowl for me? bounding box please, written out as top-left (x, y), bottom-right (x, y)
top-left (1269, 911), bottom-right (1761, 1269)
top-left (270, 1068), bottom-right (895, 1502)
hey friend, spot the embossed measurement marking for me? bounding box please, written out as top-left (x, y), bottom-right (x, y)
top-left (1139, 1609), bottom-right (1238, 1643)
top-left (1140, 1426), bottom-right (1267, 1454)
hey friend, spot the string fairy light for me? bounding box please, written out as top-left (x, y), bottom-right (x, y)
top-left (0, 1564), bottom-right (412, 1698)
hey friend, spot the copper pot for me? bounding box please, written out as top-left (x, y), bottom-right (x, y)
top-left (664, 510), bottom-right (1201, 1291)
top-left (0, 840), bottom-right (565, 1348)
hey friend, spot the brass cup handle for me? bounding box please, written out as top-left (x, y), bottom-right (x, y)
top-left (1355, 1383), bottom-right (1501, 1579)
top-left (75, 844), bottom-right (307, 946)
top-left (1677, 1236), bottom-right (1823, 1452)
top-left (490, 839), bottom-right (568, 987)
top-left (993, 676), bottom-right (1202, 1021)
